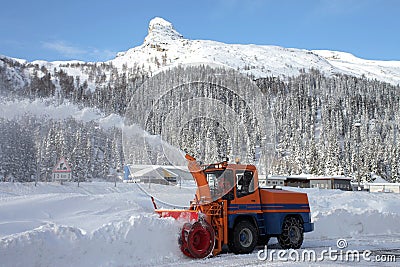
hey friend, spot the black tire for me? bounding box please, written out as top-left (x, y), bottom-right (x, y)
top-left (277, 216), bottom-right (304, 249)
top-left (229, 220), bottom-right (259, 254)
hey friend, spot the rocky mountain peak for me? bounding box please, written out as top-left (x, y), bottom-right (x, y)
top-left (144, 17), bottom-right (183, 44)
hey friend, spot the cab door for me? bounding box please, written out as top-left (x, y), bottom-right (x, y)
top-left (231, 170), bottom-right (261, 211)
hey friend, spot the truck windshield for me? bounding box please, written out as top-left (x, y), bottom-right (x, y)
top-left (206, 169), bottom-right (234, 201)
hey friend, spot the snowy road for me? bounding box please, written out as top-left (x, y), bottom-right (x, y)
top-left (1, 182), bottom-right (399, 266)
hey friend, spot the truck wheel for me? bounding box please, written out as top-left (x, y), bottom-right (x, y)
top-left (278, 216), bottom-right (304, 249)
top-left (229, 220), bottom-right (258, 254)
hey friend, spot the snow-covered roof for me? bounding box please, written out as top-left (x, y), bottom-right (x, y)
top-left (284, 175), bottom-right (351, 181)
top-left (267, 175), bottom-right (287, 180)
top-left (371, 175), bottom-right (388, 183)
top-left (308, 176), bottom-right (352, 181)
top-left (366, 183), bottom-right (400, 186)
top-left (127, 164), bottom-right (188, 171)
top-left (129, 166), bottom-right (180, 179)
top-left (131, 166), bottom-right (159, 178)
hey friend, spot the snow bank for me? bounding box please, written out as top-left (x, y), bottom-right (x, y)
top-left (0, 216), bottom-right (183, 267)
top-left (0, 182), bottom-right (188, 266)
top-left (289, 187), bottom-right (400, 240)
top-left (310, 209), bottom-right (400, 239)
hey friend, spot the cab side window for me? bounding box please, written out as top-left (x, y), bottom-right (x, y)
top-left (236, 170), bottom-right (254, 197)
top-left (221, 169), bottom-right (234, 200)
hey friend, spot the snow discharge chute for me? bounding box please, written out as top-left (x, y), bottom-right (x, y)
top-left (185, 154), bottom-right (212, 203)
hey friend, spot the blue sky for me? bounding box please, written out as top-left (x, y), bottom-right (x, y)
top-left (1, 0), bottom-right (399, 62)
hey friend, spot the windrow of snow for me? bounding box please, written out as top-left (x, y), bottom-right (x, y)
top-left (0, 182), bottom-right (195, 266)
top-left (0, 217), bottom-right (183, 267)
top-left (287, 187), bottom-right (400, 239)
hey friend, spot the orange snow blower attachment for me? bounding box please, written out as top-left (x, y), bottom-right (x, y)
top-left (154, 205), bottom-right (215, 258)
top-left (154, 154), bottom-right (219, 258)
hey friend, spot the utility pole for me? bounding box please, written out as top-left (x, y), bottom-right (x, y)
top-left (354, 122), bottom-right (361, 190)
top-left (148, 174), bottom-right (151, 189)
top-left (394, 125), bottom-right (398, 182)
top-left (35, 157), bottom-right (40, 187)
top-left (115, 168), bottom-right (119, 187)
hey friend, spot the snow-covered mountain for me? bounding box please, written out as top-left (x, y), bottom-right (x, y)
top-left (112, 17), bottom-right (400, 85)
top-left (1, 17), bottom-right (400, 90)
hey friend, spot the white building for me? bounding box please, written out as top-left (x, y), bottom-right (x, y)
top-left (363, 175), bottom-right (400, 193)
top-left (365, 183), bottom-right (400, 193)
top-left (259, 175), bottom-right (286, 187)
top-left (124, 164), bottom-right (191, 185)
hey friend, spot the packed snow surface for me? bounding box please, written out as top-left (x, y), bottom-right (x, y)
top-left (1, 182), bottom-right (399, 266)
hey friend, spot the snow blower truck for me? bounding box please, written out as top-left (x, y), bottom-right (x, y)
top-left (153, 154), bottom-right (314, 258)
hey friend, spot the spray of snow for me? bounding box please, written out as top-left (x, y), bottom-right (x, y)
top-left (0, 98), bottom-right (123, 129)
